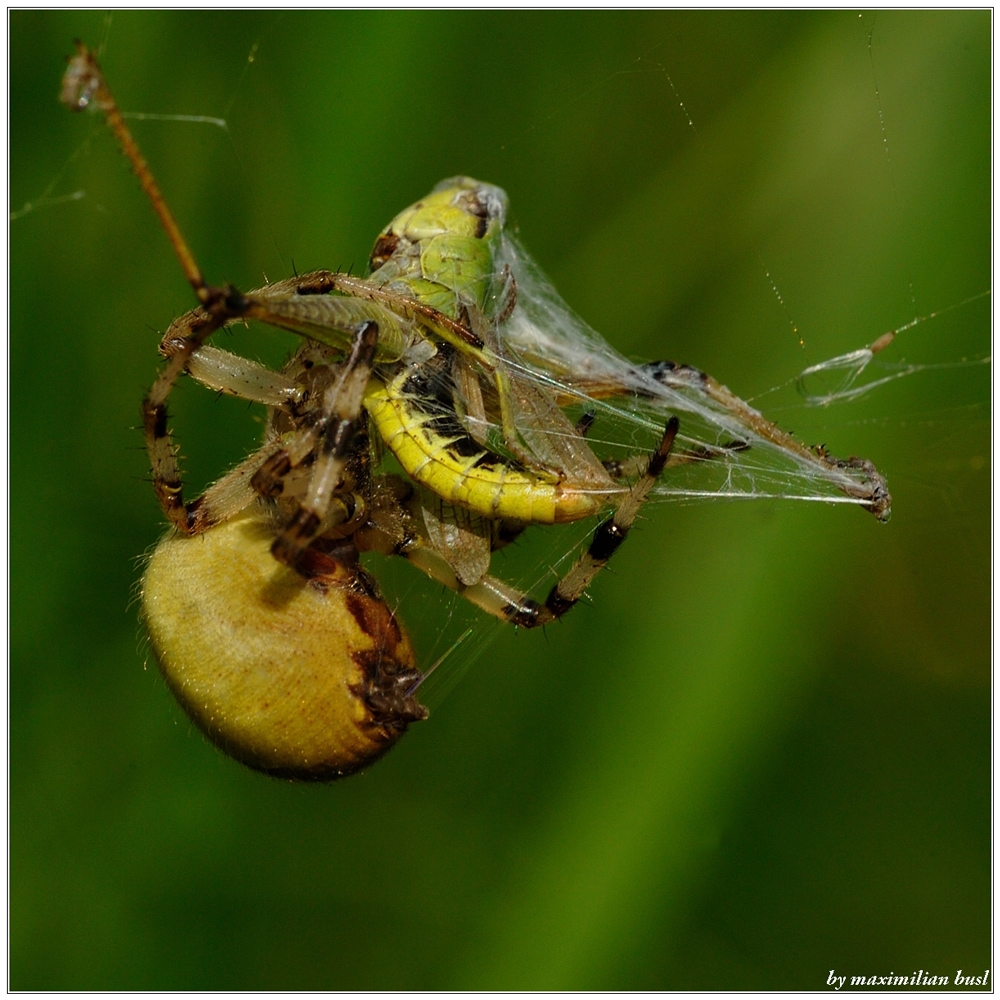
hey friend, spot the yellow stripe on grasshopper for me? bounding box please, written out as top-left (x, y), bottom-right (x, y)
top-left (364, 379), bottom-right (605, 525)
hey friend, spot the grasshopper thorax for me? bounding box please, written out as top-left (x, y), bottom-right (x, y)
top-left (368, 177), bottom-right (509, 320)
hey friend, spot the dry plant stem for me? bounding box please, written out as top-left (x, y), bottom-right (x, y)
top-left (61, 42), bottom-right (253, 531)
top-left (61, 41), bottom-right (208, 301)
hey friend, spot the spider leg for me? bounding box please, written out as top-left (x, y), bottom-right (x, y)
top-left (143, 347), bottom-right (300, 534)
top-left (182, 441), bottom-right (287, 533)
top-left (270, 321), bottom-right (380, 569)
top-left (403, 417), bottom-right (679, 628)
top-left (248, 421), bottom-right (320, 499)
top-left (143, 291), bottom-right (322, 532)
top-left (178, 344), bottom-right (302, 406)
top-left (143, 267), bottom-right (419, 534)
top-left (142, 306), bottom-right (232, 532)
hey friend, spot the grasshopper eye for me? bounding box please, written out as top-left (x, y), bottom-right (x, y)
top-left (141, 513), bottom-right (426, 780)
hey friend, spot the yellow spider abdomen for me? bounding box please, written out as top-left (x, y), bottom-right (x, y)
top-left (141, 512), bottom-right (426, 780)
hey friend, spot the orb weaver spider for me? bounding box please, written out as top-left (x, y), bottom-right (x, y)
top-left (62, 43), bottom-right (890, 780)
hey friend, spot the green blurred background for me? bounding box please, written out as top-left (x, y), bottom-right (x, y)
top-left (11, 11), bottom-right (990, 989)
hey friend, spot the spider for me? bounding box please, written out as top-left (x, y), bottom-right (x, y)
top-left (62, 43), bottom-right (890, 780)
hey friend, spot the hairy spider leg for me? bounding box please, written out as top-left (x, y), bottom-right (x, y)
top-left (141, 266), bottom-right (415, 533)
top-left (269, 322), bottom-right (381, 569)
